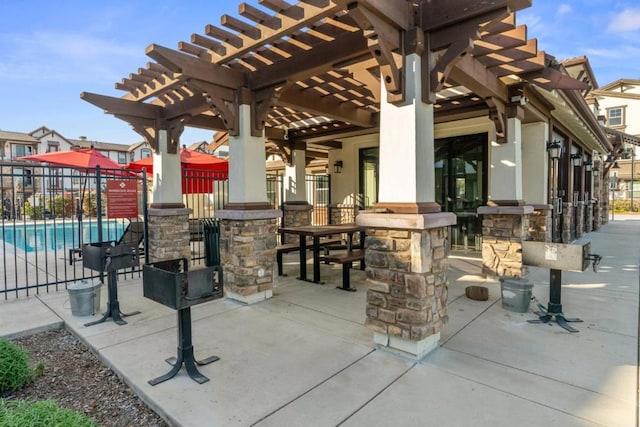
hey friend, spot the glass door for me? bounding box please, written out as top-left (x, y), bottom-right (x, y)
top-left (435, 133), bottom-right (488, 252)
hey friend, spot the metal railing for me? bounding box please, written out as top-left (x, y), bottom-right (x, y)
top-left (0, 163), bottom-right (145, 299)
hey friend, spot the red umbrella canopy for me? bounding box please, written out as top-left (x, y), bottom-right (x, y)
top-left (126, 148), bottom-right (228, 194)
top-left (19, 148), bottom-right (124, 171)
top-left (126, 148), bottom-right (228, 176)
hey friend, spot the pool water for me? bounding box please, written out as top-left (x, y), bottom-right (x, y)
top-left (0, 221), bottom-right (126, 253)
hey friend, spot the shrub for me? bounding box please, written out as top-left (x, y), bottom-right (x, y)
top-left (0, 339), bottom-right (33, 393)
top-left (0, 399), bottom-right (97, 427)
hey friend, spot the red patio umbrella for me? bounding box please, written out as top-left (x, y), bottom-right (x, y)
top-left (19, 147), bottom-right (125, 172)
top-left (19, 148), bottom-right (130, 248)
top-left (126, 148), bottom-right (228, 194)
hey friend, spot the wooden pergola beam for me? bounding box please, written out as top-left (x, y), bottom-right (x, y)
top-left (80, 92), bottom-right (162, 119)
top-left (146, 44), bottom-right (246, 89)
top-left (250, 30), bottom-right (369, 90)
top-left (422, 0), bottom-right (531, 30)
top-left (277, 85), bottom-right (375, 127)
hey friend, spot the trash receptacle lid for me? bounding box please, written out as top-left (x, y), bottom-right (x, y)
top-left (68, 279), bottom-right (101, 291)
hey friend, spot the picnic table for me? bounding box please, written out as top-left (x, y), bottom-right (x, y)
top-left (279, 223), bottom-right (365, 284)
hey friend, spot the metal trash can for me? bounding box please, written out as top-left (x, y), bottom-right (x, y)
top-left (203, 219), bottom-right (221, 267)
top-left (500, 278), bottom-right (533, 313)
top-left (68, 279), bottom-right (101, 316)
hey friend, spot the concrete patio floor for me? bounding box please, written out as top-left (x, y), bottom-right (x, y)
top-left (1, 218), bottom-right (638, 426)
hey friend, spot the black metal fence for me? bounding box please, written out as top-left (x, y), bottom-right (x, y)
top-left (0, 163), bottom-right (145, 299)
top-left (1, 164), bottom-right (332, 298)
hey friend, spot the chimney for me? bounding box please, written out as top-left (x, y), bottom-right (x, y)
top-left (79, 136), bottom-right (87, 140)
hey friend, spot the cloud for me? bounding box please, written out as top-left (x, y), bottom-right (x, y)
top-left (608, 8), bottom-right (640, 32)
top-left (557, 4), bottom-right (572, 15)
top-left (0, 30), bottom-right (141, 82)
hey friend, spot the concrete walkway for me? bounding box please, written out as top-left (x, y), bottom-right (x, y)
top-left (1, 219), bottom-right (638, 426)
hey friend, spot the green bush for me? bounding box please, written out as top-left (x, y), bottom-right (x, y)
top-left (0, 339), bottom-right (33, 393)
top-left (0, 399), bottom-right (97, 427)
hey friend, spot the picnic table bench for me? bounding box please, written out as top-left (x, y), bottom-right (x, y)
top-left (321, 250), bottom-right (365, 292)
top-left (276, 237), bottom-right (341, 276)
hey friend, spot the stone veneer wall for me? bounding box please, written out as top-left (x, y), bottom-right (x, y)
top-left (357, 212), bottom-right (457, 358)
top-left (365, 227), bottom-right (449, 342)
top-left (147, 208), bottom-right (191, 263)
top-left (561, 202), bottom-right (573, 243)
top-left (282, 203), bottom-right (312, 243)
top-left (575, 201), bottom-right (585, 239)
top-left (594, 202), bottom-right (604, 230)
top-left (219, 216), bottom-right (279, 302)
top-left (586, 201), bottom-right (594, 233)
top-left (528, 205), bottom-right (552, 242)
top-left (478, 206), bottom-right (533, 278)
top-left (329, 204), bottom-right (357, 225)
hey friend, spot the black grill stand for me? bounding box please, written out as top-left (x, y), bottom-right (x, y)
top-left (528, 269), bottom-right (583, 333)
top-left (143, 259), bottom-right (224, 386)
top-left (82, 243), bottom-right (141, 327)
top-left (149, 307), bottom-right (219, 385)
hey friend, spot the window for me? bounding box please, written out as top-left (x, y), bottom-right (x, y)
top-left (607, 107), bottom-right (624, 127)
top-left (141, 148), bottom-right (151, 159)
top-left (359, 147), bottom-right (379, 209)
top-left (117, 152), bottom-right (128, 164)
top-left (12, 144), bottom-right (32, 158)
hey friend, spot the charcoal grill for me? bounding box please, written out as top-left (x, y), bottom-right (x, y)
top-left (143, 258), bottom-right (224, 385)
top-left (82, 241), bottom-right (141, 327)
top-left (522, 240), bottom-right (601, 332)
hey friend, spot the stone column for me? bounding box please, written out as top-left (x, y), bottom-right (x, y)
top-left (282, 148), bottom-right (312, 242)
top-left (561, 202), bottom-right (573, 243)
top-left (356, 53), bottom-right (456, 359)
top-left (217, 210), bottom-right (280, 304)
top-left (586, 200), bottom-right (594, 233)
top-left (147, 207), bottom-right (191, 263)
top-left (358, 212), bottom-right (456, 359)
top-left (528, 204), bottom-right (552, 242)
top-left (478, 206), bottom-right (533, 278)
top-left (217, 104), bottom-right (281, 304)
top-left (147, 129), bottom-right (192, 262)
top-left (575, 201), bottom-right (585, 239)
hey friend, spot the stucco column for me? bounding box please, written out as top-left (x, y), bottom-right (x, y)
top-left (216, 104), bottom-right (281, 304)
top-left (357, 53), bottom-right (456, 359)
top-left (151, 130), bottom-right (182, 207)
top-left (490, 114), bottom-right (524, 204)
top-left (148, 129), bottom-right (191, 263)
top-left (282, 148), bottom-right (312, 242)
top-left (376, 54), bottom-right (437, 212)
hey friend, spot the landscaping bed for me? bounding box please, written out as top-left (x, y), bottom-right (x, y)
top-left (4, 329), bottom-right (167, 427)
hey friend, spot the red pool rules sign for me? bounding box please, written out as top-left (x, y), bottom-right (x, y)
top-left (106, 180), bottom-right (138, 219)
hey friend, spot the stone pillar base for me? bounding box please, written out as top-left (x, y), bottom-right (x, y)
top-left (282, 202), bottom-right (312, 243)
top-left (357, 211), bottom-right (456, 359)
top-left (216, 209), bottom-right (281, 304)
top-left (373, 332), bottom-right (440, 360)
top-left (226, 289), bottom-right (274, 305)
top-left (478, 205), bottom-right (533, 278)
top-left (147, 207), bottom-right (192, 263)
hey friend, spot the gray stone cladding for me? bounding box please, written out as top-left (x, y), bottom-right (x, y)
top-left (148, 212), bottom-right (191, 263)
top-left (219, 218), bottom-right (278, 297)
top-left (364, 227), bottom-right (449, 342)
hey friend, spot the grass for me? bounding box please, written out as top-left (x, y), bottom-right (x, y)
top-left (0, 399), bottom-right (97, 427)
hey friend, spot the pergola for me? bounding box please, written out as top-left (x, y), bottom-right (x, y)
top-left (81, 0), bottom-right (616, 356)
top-left (81, 0), bottom-right (604, 162)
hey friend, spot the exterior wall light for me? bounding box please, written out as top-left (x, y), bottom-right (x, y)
top-left (571, 153), bottom-right (582, 167)
top-left (593, 167), bottom-right (599, 177)
top-left (547, 140), bottom-right (562, 160)
top-left (584, 159), bottom-right (592, 172)
top-left (333, 160), bottom-right (343, 174)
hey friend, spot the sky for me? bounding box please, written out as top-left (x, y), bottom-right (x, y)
top-left (0, 1), bottom-right (639, 146)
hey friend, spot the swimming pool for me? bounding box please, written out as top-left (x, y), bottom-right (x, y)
top-left (0, 220), bottom-right (126, 253)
